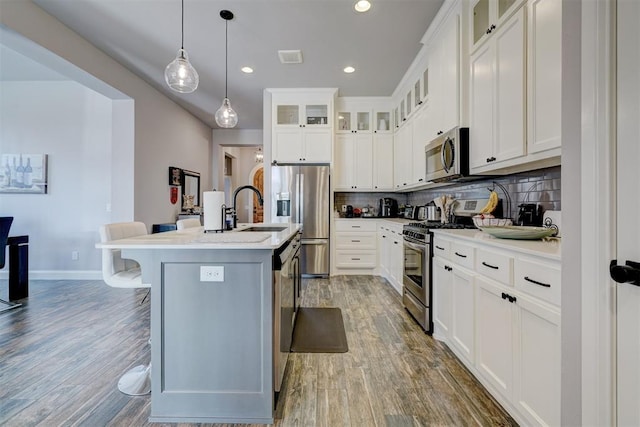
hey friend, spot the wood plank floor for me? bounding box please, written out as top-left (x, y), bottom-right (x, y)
top-left (0, 276), bottom-right (517, 426)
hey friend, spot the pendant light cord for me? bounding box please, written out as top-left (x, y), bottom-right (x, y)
top-left (181, 0), bottom-right (185, 49)
top-left (225, 19), bottom-right (228, 98)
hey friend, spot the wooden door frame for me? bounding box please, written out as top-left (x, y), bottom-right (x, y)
top-left (249, 163), bottom-right (264, 224)
top-left (579, 0), bottom-right (615, 425)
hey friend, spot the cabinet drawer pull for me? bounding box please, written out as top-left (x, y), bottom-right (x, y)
top-left (351, 240), bottom-right (361, 243)
top-left (394, 241), bottom-right (399, 244)
top-left (524, 276), bottom-right (551, 288)
top-left (352, 225), bottom-right (361, 228)
top-left (351, 258), bottom-right (361, 261)
top-left (482, 261), bottom-right (499, 270)
top-left (435, 245), bottom-right (445, 251)
top-left (454, 251), bottom-right (467, 258)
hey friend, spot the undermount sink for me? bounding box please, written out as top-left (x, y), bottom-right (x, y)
top-left (238, 226), bottom-right (288, 232)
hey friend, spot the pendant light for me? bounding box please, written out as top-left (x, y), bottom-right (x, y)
top-left (214, 10), bottom-right (238, 128)
top-left (165, 0), bottom-right (199, 93)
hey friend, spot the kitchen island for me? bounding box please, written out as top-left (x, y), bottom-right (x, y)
top-left (96, 223), bottom-right (302, 425)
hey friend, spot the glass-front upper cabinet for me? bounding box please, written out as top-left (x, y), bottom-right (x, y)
top-left (423, 68), bottom-right (429, 100)
top-left (406, 91), bottom-right (412, 118)
top-left (471, 0), bottom-right (524, 51)
top-left (276, 103), bottom-right (329, 127)
top-left (277, 105), bottom-right (300, 125)
top-left (400, 100), bottom-right (406, 123)
top-left (305, 104), bottom-right (328, 126)
top-left (375, 111), bottom-right (391, 133)
top-left (337, 111), bottom-right (351, 131)
top-left (394, 107), bottom-right (399, 129)
top-left (414, 79), bottom-right (422, 108)
top-left (336, 109), bottom-right (371, 133)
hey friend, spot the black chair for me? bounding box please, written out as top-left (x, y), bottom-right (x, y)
top-left (0, 217), bottom-right (21, 312)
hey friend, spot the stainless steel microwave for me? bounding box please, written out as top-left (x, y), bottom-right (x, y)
top-left (424, 127), bottom-right (469, 182)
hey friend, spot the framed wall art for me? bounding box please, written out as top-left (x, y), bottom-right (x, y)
top-left (0, 154), bottom-right (48, 194)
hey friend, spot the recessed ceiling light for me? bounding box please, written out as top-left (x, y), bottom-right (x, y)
top-left (354, 0), bottom-right (371, 12)
top-left (241, 66), bottom-right (254, 73)
top-left (344, 66), bottom-right (356, 73)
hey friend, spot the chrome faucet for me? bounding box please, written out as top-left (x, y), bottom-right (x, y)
top-left (232, 185), bottom-right (264, 228)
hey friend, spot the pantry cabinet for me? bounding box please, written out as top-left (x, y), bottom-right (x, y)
top-left (270, 89), bottom-right (335, 164)
top-left (469, 5), bottom-right (526, 171)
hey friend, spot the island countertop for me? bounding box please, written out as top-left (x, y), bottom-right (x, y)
top-left (96, 222), bottom-right (302, 250)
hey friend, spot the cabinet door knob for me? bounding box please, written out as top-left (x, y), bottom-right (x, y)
top-left (491, 24), bottom-right (496, 30)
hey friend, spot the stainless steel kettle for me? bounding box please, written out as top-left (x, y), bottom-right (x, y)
top-left (425, 202), bottom-right (441, 221)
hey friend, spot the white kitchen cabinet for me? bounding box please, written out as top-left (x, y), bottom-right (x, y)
top-left (527, 0), bottom-right (562, 154)
top-left (334, 220), bottom-right (377, 272)
top-left (334, 133), bottom-right (373, 191)
top-left (469, 6), bottom-right (526, 171)
top-left (450, 263), bottom-right (476, 365)
top-left (428, 13), bottom-right (460, 139)
top-left (432, 230), bottom-right (561, 427)
top-left (389, 227), bottom-right (404, 293)
top-left (372, 133), bottom-right (394, 191)
top-left (411, 105), bottom-right (431, 185)
top-left (433, 256), bottom-right (453, 340)
top-left (271, 90), bottom-right (335, 164)
top-left (514, 293), bottom-right (561, 427)
top-left (378, 224), bottom-right (391, 278)
top-left (475, 275), bottom-right (515, 400)
top-left (470, 0), bottom-right (525, 52)
top-left (393, 122), bottom-right (413, 189)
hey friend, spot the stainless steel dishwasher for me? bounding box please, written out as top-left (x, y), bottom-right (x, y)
top-left (273, 231), bottom-right (301, 394)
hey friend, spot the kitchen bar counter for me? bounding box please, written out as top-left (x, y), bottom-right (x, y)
top-left (96, 223), bottom-right (302, 425)
top-left (98, 222), bottom-right (302, 250)
top-left (432, 229), bottom-right (561, 260)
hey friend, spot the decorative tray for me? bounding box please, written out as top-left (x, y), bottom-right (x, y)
top-left (478, 225), bottom-right (557, 240)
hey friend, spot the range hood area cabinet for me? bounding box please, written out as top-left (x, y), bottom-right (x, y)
top-left (269, 89), bottom-right (337, 164)
top-left (469, 0), bottom-right (562, 175)
top-left (391, 3), bottom-right (461, 191)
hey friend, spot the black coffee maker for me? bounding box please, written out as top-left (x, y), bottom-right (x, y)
top-left (517, 203), bottom-right (543, 226)
top-left (378, 198), bottom-right (398, 218)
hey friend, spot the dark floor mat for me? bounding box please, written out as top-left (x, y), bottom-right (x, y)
top-left (290, 307), bottom-right (348, 353)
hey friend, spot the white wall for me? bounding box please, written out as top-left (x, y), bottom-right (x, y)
top-left (0, 81), bottom-right (113, 273)
top-left (0, 1), bottom-right (213, 276)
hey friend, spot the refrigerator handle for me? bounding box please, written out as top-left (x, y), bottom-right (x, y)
top-left (299, 173), bottom-right (304, 224)
top-left (295, 173), bottom-right (301, 223)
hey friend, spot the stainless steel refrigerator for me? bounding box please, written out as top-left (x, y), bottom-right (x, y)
top-left (271, 165), bottom-right (330, 276)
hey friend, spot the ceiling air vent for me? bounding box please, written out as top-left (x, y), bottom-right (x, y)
top-left (278, 50), bottom-right (303, 64)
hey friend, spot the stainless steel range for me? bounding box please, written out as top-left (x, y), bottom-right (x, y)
top-left (402, 198), bottom-right (498, 332)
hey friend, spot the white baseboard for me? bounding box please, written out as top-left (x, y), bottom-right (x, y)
top-left (0, 270), bottom-right (102, 281)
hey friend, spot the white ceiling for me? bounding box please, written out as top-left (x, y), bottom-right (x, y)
top-left (22, 0), bottom-right (444, 129)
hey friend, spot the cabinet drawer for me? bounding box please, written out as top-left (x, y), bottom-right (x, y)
top-left (335, 233), bottom-right (377, 250)
top-left (433, 236), bottom-right (451, 259)
top-left (450, 241), bottom-right (474, 269)
top-left (514, 257), bottom-right (561, 306)
top-left (335, 220), bottom-right (377, 232)
top-left (335, 250), bottom-right (377, 269)
top-left (476, 249), bottom-right (514, 286)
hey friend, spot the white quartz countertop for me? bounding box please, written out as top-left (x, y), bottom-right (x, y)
top-left (432, 229), bottom-right (561, 260)
top-left (96, 223), bottom-right (302, 250)
top-left (335, 217), bottom-right (413, 225)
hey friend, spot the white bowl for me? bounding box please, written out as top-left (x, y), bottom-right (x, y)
top-left (473, 217), bottom-right (513, 228)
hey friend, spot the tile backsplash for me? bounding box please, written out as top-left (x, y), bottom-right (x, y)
top-left (335, 166), bottom-right (561, 220)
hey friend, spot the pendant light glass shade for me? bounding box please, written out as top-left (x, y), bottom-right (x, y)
top-left (165, 0), bottom-right (198, 93)
top-left (215, 10), bottom-right (238, 128)
top-left (165, 48), bottom-right (199, 93)
top-left (215, 98), bottom-right (238, 128)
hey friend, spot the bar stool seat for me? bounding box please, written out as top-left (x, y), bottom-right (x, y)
top-left (99, 221), bottom-right (151, 395)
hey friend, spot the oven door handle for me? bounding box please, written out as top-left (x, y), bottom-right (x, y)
top-left (404, 239), bottom-right (427, 252)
